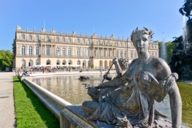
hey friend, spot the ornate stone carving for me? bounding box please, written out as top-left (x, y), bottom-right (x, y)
top-left (82, 28), bottom-right (182, 128)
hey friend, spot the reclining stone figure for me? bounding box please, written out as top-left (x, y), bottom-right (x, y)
top-left (82, 28), bottom-right (182, 128)
top-left (87, 57), bottom-right (128, 101)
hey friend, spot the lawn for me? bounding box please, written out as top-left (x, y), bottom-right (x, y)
top-left (178, 82), bottom-right (192, 127)
top-left (13, 76), bottom-right (59, 128)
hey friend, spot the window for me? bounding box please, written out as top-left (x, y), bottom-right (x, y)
top-left (68, 47), bottom-right (72, 56)
top-left (36, 46), bottom-right (39, 56)
top-left (77, 47), bottom-right (81, 57)
top-left (21, 46), bottom-right (25, 55)
top-left (36, 59), bottom-right (40, 65)
top-left (104, 49), bottom-right (107, 57)
top-left (88, 39), bottom-right (92, 44)
top-left (130, 51), bottom-right (133, 59)
top-left (46, 46), bottom-right (51, 56)
top-left (47, 36), bottom-right (51, 42)
top-left (29, 35), bottom-right (32, 41)
top-left (29, 46), bottom-right (33, 56)
top-left (33, 35), bottom-right (37, 41)
top-left (22, 34), bottom-right (25, 40)
top-left (84, 39), bottom-right (88, 44)
top-left (59, 37), bottom-right (63, 42)
top-left (62, 47), bottom-right (66, 56)
top-left (62, 37), bottom-right (65, 42)
top-left (69, 37), bottom-right (72, 42)
top-left (65, 37), bottom-right (69, 43)
top-left (73, 37), bottom-right (77, 43)
top-left (56, 36), bottom-right (59, 42)
top-left (56, 47), bottom-right (60, 56)
top-left (77, 38), bottom-right (81, 43)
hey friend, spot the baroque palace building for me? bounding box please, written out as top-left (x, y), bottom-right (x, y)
top-left (13, 26), bottom-right (159, 70)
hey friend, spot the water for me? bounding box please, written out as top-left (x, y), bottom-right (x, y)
top-left (32, 75), bottom-right (102, 104)
top-left (31, 75), bottom-right (191, 127)
top-left (160, 42), bottom-right (167, 61)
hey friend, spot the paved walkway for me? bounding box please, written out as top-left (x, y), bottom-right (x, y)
top-left (0, 72), bottom-right (15, 128)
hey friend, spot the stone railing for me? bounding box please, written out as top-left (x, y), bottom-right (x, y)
top-left (22, 78), bottom-right (95, 128)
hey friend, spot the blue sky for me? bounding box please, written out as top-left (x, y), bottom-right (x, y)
top-left (0, 0), bottom-right (184, 50)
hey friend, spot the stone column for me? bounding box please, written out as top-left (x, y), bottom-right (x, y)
top-left (33, 45), bottom-right (35, 56)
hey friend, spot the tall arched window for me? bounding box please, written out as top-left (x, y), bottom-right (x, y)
top-left (29, 46), bottom-right (33, 56)
top-left (22, 34), bottom-right (25, 40)
top-left (46, 46), bottom-right (51, 56)
top-left (104, 60), bottom-right (108, 69)
top-left (36, 46), bottom-right (39, 56)
top-left (56, 47), bottom-right (60, 56)
top-left (29, 35), bottom-right (32, 40)
top-left (21, 46), bottom-right (25, 55)
top-left (62, 47), bottom-right (66, 56)
top-left (68, 47), bottom-right (72, 56)
top-left (77, 47), bottom-right (81, 57)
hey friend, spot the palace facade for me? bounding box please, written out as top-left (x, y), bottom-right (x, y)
top-left (13, 27), bottom-right (159, 70)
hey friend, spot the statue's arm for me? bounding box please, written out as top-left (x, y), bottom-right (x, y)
top-left (167, 79), bottom-right (182, 128)
top-left (99, 77), bottom-right (125, 87)
top-left (113, 58), bottom-right (123, 77)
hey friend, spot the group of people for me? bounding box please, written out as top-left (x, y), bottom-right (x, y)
top-left (17, 66), bottom-right (85, 76)
top-left (82, 28), bottom-right (182, 128)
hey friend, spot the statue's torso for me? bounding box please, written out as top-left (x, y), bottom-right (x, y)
top-left (113, 57), bottom-right (172, 112)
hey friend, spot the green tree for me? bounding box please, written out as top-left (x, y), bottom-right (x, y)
top-left (166, 41), bottom-right (175, 63)
top-left (0, 50), bottom-right (13, 71)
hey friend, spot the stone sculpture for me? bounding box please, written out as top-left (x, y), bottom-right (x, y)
top-left (87, 58), bottom-right (128, 101)
top-left (179, 0), bottom-right (192, 19)
top-left (82, 28), bottom-right (182, 128)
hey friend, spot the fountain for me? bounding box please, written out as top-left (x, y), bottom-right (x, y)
top-left (170, 0), bottom-right (192, 80)
top-left (160, 42), bottom-right (167, 61)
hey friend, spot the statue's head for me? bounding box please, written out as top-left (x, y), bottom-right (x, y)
top-left (131, 27), bottom-right (153, 54)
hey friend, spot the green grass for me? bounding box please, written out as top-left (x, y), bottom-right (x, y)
top-left (178, 82), bottom-right (192, 127)
top-left (13, 76), bottom-right (59, 128)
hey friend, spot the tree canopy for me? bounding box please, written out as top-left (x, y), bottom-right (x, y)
top-left (166, 41), bottom-right (175, 63)
top-left (0, 50), bottom-right (13, 71)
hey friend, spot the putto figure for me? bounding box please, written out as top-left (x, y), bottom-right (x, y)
top-left (82, 28), bottom-right (182, 128)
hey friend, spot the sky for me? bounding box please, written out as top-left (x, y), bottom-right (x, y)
top-left (0, 0), bottom-right (184, 50)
